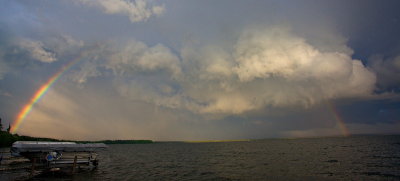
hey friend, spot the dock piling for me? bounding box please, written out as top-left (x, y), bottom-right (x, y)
top-left (71, 155), bottom-right (77, 174)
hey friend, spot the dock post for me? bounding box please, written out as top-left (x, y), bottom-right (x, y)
top-left (71, 155), bottom-right (77, 174)
top-left (30, 158), bottom-right (36, 176)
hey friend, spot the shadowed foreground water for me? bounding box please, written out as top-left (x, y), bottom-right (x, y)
top-left (1, 135), bottom-right (400, 180)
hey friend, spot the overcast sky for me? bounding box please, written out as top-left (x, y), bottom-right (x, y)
top-left (0, 0), bottom-right (400, 141)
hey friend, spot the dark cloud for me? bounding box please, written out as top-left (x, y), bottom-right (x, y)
top-left (368, 55), bottom-right (400, 93)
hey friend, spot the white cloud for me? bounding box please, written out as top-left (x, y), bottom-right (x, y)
top-left (46, 34), bottom-right (84, 56)
top-left (70, 61), bottom-right (101, 84)
top-left (17, 38), bottom-right (56, 63)
top-left (234, 27), bottom-right (353, 82)
top-left (107, 40), bottom-right (181, 77)
top-left (75, 0), bottom-right (165, 22)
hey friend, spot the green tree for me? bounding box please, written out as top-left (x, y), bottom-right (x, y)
top-left (7, 123), bottom-right (11, 133)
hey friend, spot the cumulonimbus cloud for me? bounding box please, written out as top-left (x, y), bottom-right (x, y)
top-left (75, 0), bottom-right (165, 22)
top-left (176, 27), bottom-right (376, 114)
top-left (73, 26), bottom-right (377, 115)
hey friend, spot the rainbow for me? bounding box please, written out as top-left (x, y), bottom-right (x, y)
top-left (327, 101), bottom-right (350, 137)
top-left (10, 50), bottom-right (89, 134)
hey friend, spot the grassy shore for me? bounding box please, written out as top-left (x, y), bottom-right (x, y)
top-left (183, 139), bottom-right (251, 143)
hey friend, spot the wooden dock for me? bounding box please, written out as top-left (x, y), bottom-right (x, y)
top-left (1, 141), bottom-right (106, 176)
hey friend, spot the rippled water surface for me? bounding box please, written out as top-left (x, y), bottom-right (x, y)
top-left (1, 135), bottom-right (400, 180)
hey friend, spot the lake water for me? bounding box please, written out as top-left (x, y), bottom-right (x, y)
top-left (1, 135), bottom-right (400, 180)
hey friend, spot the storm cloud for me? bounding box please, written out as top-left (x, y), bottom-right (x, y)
top-left (91, 26), bottom-right (376, 115)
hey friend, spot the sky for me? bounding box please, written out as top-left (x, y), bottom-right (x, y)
top-left (0, 0), bottom-right (400, 141)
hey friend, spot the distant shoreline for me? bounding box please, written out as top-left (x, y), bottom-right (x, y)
top-left (2, 132), bottom-right (399, 148)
